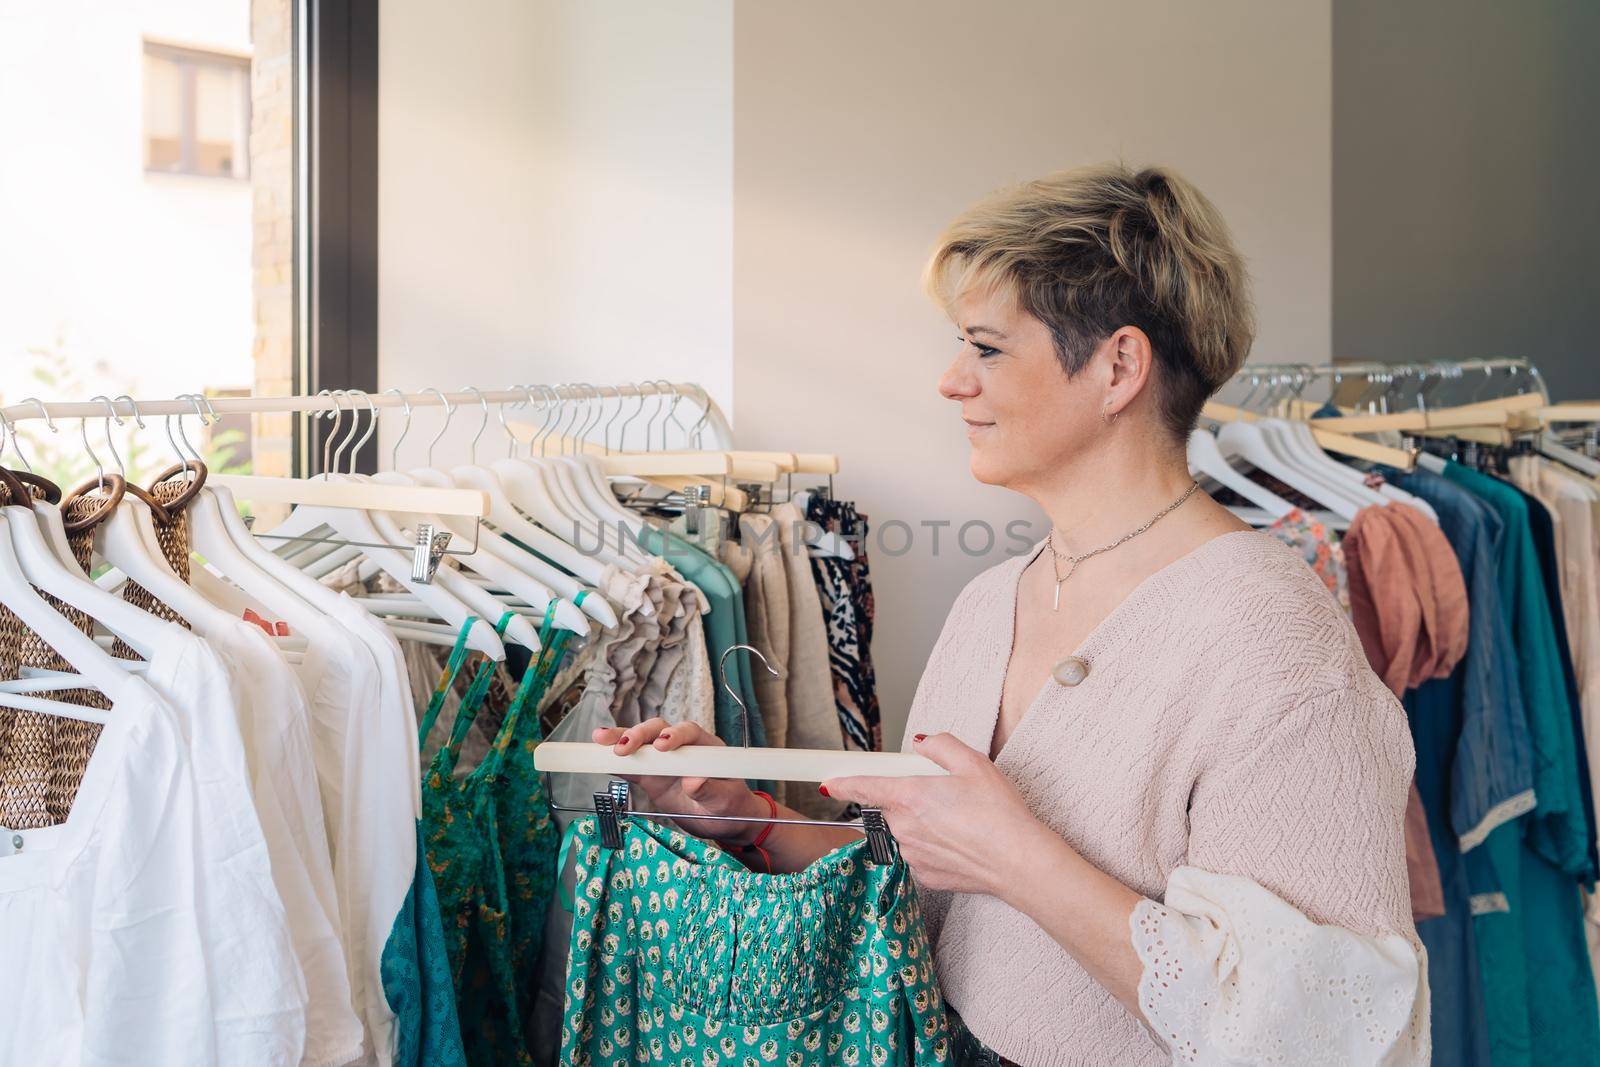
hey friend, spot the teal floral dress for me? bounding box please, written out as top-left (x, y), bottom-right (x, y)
top-left (559, 815), bottom-right (979, 1066)
top-left (421, 607), bottom-right (573, 1066)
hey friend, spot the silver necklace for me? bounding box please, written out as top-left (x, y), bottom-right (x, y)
top-left (1045, 481), bottom-right (1200, 611)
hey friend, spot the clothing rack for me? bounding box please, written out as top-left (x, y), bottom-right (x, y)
top-left (0, 382), bottom-right (736, 452)
top-left (1228, 358), bottom-right (1550, 406)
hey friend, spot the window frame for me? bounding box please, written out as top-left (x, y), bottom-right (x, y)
top-left (142, 39), bottom-right (252, 181)
top-left (296, 0), bottom-right (379, 476)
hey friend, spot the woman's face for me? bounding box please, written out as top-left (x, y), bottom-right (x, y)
top-left (938, 286), bottom-right (1105, 492)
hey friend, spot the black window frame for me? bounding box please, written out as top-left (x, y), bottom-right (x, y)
top-left (295, 0), bottom-right (379, 476)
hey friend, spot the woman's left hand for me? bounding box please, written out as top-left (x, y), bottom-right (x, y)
top-left (821, 732), bottom-right (1055, 898)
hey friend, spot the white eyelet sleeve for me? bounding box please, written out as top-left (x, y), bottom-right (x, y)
top-left (1131, 867), bottom-right (1430, 1065)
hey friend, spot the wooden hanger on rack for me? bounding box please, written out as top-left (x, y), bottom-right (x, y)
top-left (1201, 400), bottom-right (1418, 470)
top-left (535, 645), bottom-right (940, 863)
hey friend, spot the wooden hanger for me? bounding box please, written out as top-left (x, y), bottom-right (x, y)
top-left (1202, 401), bottom-right (1418, 470)
top-left (1539, 403), bottom-right (1600, 424)
top-left (212, 473), bottom-right (488, 519)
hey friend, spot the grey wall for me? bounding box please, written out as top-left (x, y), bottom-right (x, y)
top-left (734, 0), bottom-right (1334, 746)
top-left (1333, 0), bottom-right (1600, 401)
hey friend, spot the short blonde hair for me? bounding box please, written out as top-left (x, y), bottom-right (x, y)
top-left (926, 163), bottom-right (1255, 440)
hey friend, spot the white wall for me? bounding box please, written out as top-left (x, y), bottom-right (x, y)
top-left (732, 0), bottom-right (1333, 745)
top-left (377, 0), bottom-right (734, 467)
top-left (377, 0), bottom-right (1334, 747)
top-left (0, 0), bottom-right (254, 404)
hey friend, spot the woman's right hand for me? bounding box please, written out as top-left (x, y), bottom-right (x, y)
top-left (592, 718), bottom-right (770, 847)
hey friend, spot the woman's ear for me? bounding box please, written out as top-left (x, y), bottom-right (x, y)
top-left (1102, 326), bottom-right (1155, 421)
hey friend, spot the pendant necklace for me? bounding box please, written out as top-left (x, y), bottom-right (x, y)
top-left (1045, 481), bottom-right (1200, 612)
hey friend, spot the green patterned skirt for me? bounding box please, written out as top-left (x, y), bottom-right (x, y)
top-left (559, 816), bottom-right (1001, 1066)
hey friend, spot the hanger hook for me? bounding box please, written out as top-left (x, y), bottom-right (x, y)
top-left (318, 390), bottom-right (348, 478)
top-left (512, 385), bottom-right (539, 458)
top-left (548, 384), bottom-right (571, 456)
top-left (0, 408), bottom-right (30, 474)
top-left (420, 387), bottom-right (453, 466)
top-left (341, 389), bottom-right (379, 474)
top-left (461, 385), bottom-right (488, 465)
top-left (686, 384), bottom-right (711, 450)
top-left (576, 383), bottom-right (606, 447)
top-left (165, 400), bottom-right (190, 479)
top-left (90, 395), bottom-right (126, 478)
top-left (717, 644), bottom-right (781, 748)
top-left (79, 412), bottom-right (105, 489)
top-left (600, 384), bottom-right (625, 455)
top-left (0, 408), bottom-right (16, 473)
top-left (615, 382), bottom-right (647, 452)
top-left (530, 385), bottom-right (557, 457)
top-left (329, 389), bottom-right (360, 475)
top-left (112, 394), bottom-right (145, 432)
top-left (641, 383), bottom-right (668, 451)
top-left (656, 380), bottom-right (686, 448)
top-left (383, 387), bottom-right (412, 469)
top-left (496, 387), bottom-right (520, 458)
top-left (183, 393), bottom-right (215, 472)
top-left (14, 398), bottom-right (54, 475)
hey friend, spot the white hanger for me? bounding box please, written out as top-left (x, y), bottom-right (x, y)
top-left (54, 399), bottom-right (242, 638)
top-left (1275, 373), bottom-right (1437, 521)
top-left (1186, 428), bottom-right (1293, 519)
top-left (155, 395), bottom-right (370, 649)
top-left (390, 389), bottom-right (589, 635)
top-left (1263, 417), bottom-right (1387, 508)
top-left (327, 389), bottom-right (545, 650)
top-left (1215, 419), bottom-right (1363, 520)
top-left (1, 497), bottom-right (163, 661)
top-left (0, 511), bottom-right (135, 703)
top-left (481, 386), bottom-right (639, 571)
top-left (254, 401), bottom-right (506, 658)
top-left (521, 385), bottom-right (646, 569)
top-left (449, 389), bottom-right (618, 628)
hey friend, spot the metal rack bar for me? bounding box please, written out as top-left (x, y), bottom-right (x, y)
top-left (0, 382), bottom-right (725, 427)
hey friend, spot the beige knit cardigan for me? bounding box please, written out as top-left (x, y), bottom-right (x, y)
top-left (902, 532), bottom-right (1426, 1066)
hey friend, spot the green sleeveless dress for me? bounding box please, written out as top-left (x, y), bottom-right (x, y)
top-left (558, 814), bottom-right (971, 1066)
top-left (381, 619), bottom-right (476, 1067)
top-left (421, 605), bottom-right (574, 1065)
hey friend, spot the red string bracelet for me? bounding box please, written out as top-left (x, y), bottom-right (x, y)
top-left (743, 790), bottom-right (778, 873)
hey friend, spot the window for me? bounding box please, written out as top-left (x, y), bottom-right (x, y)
top-left (143, 41), bottom-right (251, 180)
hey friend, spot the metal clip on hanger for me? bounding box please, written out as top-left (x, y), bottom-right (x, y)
top-left (569, 644), bottom-right (899, 865)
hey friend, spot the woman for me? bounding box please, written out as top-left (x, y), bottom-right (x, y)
top-left (593, 163), bottom-right (1429, 1064)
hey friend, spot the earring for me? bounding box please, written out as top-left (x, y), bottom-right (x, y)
top-left (1101, 405), bottom-right (1118, 425)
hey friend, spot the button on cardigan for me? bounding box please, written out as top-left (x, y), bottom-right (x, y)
top-left (902, 531), bottom-right (1425, 1066)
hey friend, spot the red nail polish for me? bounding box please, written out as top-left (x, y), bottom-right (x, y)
top-left (818, 785), bottom-right (830, 797)
top-left (913, 734), bottom-right (927, 743)
top-left (619, 735), bottom-right (631, 745)
top-left (659, 731), bottom-right (671, 740)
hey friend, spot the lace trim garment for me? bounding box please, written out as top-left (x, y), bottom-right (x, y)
top-left (1132, 867), bottom-right (1429, 1065)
